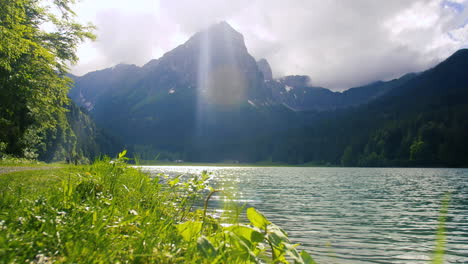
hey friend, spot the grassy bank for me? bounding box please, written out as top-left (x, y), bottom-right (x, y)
top-left (0, 152), bottom-right (316, 263)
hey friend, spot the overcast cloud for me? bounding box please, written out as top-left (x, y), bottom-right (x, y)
top-left (72, 0), bottom-right (468, 90)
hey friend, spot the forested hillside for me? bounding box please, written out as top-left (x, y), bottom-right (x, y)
top-left (275, 50), bottom-right (468, 167)
top-left (0, 0), bottom-right (117, 163)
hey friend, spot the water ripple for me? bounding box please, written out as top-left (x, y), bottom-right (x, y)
top-left (141, 166), bottom-right (468, 264)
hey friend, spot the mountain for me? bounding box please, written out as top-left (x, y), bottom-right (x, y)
top-left (71, 22), bottom-right (272, 112)
top-left (257, 58), bottom-right (273, 81)
top-left (277, 49), bottom-right (468, 166)
top-left (70, 22), bottom-right (293, 162)
top-left (69, 21), bottom-right (468, 166)
top-left (375, 49), bottom-right (468, 113)
top-left (255, 56), bottom-right (416, 111)
top-left (70, 22), bottom-right (401, 119)
top-left (266, 71), bottom-right (416, 111)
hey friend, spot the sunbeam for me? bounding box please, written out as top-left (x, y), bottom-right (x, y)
top-left (195, 22), bottom-right (249, 137)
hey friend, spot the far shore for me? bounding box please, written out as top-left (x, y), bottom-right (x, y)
top-left (136, 161), bottom-right (338, 167)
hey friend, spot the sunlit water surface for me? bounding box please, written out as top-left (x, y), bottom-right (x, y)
top-left (140, 166), bottom-right (468, 264)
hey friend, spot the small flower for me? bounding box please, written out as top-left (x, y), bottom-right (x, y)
top-left (34, 215), bottom-right (45, 223)
top-left (129, 209), bottom-right (138, 216)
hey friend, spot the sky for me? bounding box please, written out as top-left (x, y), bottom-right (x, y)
top-left (71, 0), bottom-right (468, 90)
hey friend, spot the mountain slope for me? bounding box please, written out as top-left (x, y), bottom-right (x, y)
top-left (267, 72), bottom-right (415, 111)
top-left (281, 49), bottom-right (468, 166)
top-left (69, 22), bottom-right (293, 161)
top-left (37, 101), bottom-right (122, 163)
top-left (69, 21), bottom-right (468, 166)
top-left (71, 22), bottom-right (401, 120)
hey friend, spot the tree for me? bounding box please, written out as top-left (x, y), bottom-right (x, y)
top-left (409, 139), bottom-right (429, 163)
top-left (0, 0), bottom-right (95, 157)
top-left (341, 145), bottom-right (354, 166)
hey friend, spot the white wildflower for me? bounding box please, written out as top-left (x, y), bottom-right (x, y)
top-left (129, 209), bottom-right (138, 216)
top-left (34, 215), bottom-right (45, 223)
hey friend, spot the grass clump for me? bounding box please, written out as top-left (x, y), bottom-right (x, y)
top-left (0, 155), bottom-right (43, 166)
top-left (0, 151), bottom-right (316, 263)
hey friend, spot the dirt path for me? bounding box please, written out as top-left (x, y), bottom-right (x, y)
top-left (0, 166), bottom-right (60, 175)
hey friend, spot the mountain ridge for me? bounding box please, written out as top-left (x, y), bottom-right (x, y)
top-left (68, 23), bottom-right (468, 165)
top-left (72, 22), bottom-right (411, 112)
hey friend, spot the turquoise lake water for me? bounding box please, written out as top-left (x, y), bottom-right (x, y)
top-left (141, 166), bottom-right (468, 264)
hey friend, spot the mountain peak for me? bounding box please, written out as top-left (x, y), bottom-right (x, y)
top-left (426, 48), bottom-right (468, 78)
top-left (188, 21), bottom-right (245, 48)
top-left (139, 21), bottom-right (270, 106)
top-left (212, 21), bottom-right (237, 32)
top-left (144, 22), bottom-right (247, 70)
top-left (441, 48), bottom-right (468, 66)
top-left (257, 59), bottom-right (273, 80)
top-left (450, 48), bottom-right (468, 57)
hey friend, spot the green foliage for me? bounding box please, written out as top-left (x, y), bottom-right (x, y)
top-left (247, 207), bottom-right (270, 230)
top-left (410, 139), bottom-right (427, 161)
top-left (340, 146), bottom-right (354, 167)
top-left (0, 155), bottom-right (42, 165)
top-left (0, 152), bottom-right (316, 263)
top-left (0, 0), bottom-right (94, 159)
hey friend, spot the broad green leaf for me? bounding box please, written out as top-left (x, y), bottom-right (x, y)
top-left (197, 236), bottom-right (217, 260)
top-left (300, 250), bottom-right (318, 264)
top-left (267, 224), bottom-right (290, 248)
top-left (267, 232), bottom-right (283, 248)
top-left (176, 221), bottom-right (202, 241)
top-left (225, 225), bottom-right (264, 244)
top-left (246, 207), bottom-right (270, 231)
top-left (226, 231), bottom-right (258, 261)
top-left (118, 150), bottom-right (127, 158)
top-left (285, 243), bottom-right (302, 263)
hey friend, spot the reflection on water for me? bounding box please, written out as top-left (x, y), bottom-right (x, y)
top-left (140, 166), bottom-right (468, 264)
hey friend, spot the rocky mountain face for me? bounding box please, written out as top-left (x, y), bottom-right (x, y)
top-left (69, 22), bottom-right (292, 161)
top-left (71, 22), bottom-right (274, 113)
top-left (257, 59), bottom-right (273, 81)
top-left (264, 71), bottom-right (415, 111)
top-left (70, 22), bottom-right (404, 119)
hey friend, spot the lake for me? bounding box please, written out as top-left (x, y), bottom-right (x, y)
top-left (140, 166), bottom-right (468, 264)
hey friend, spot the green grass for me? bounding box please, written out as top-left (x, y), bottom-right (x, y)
top-left (0, 152), bottom-right (450, 263)
top-left (0, 153), bottom-right (316, 263)
top-left (0, 157), bottom-right (44, 166)
top-left (0, 155), bottom-right (69, 167)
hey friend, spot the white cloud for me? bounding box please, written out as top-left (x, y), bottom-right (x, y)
top-left (451, 23), bottom-right (468, 42)
top-left (71, 0), bottom-right (468, 90)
